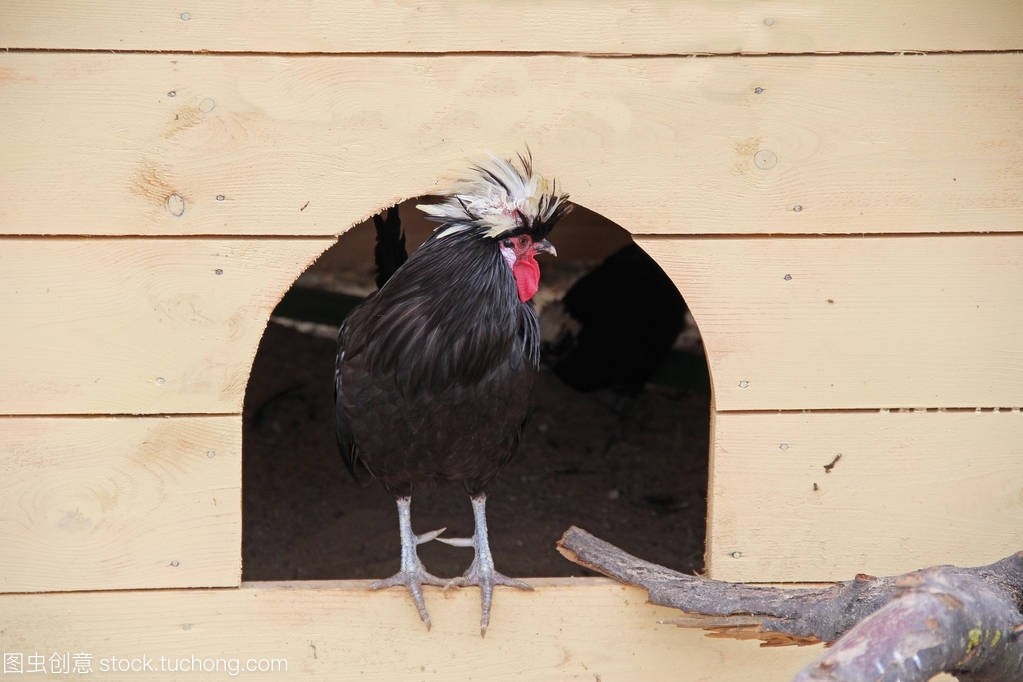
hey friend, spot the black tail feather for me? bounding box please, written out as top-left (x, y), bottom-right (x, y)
top-left (373, 206), bottom-right (407, 289)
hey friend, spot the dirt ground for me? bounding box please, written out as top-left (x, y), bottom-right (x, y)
top-left (241, 205), bottom-right (711, 582)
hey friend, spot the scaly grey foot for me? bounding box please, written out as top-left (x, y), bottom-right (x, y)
top-left (373, 497), bottom-right (448, 629)
top-left (437, 494), bottom-right (532, 636)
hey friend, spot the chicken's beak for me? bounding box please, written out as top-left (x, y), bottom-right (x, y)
top-left (534, 239), bottom-right (557, 257)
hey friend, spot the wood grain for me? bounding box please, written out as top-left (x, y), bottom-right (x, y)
top-left (706, 410), bottom-right (1023, 583)
top-left (0, 238), bottom-right (331, 415)
top-left (638, 234), bottom-right (1023, 411)
top-left (0, 579), bottom-right (827, 680)
top-left (0, 416), bottom-right (240, 592)
top-left (0, 6), bottom-right (1015, 677)
top-left (3, 234), bottom-right (1019, 415)
top-left (1, 0), bottom-right (1019, 54)
top-left (1, 52), bottom-right (1021, 235)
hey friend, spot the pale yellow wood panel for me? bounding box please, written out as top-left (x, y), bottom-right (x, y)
top-left (0, 239), bottom-right (331, 414)
top-left (638, 234), bottom-right (1023, 411)
top-left (1, 52), bottom-right (1021, 236)
top-left (706, 410), bottom-right (1023, 583)
top-left (0, 416), bottom-right (240, 592)
top-left (0, 579), bottom-right (826, 681)
top-left (1, 0), bottom-right (1020, 54)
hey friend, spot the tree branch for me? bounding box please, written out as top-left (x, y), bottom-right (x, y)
top-left (557, 526), bottom-right (1023, 681)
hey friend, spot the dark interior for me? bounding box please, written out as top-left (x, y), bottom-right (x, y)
top-left (242, 201), bottom-right (711, 580)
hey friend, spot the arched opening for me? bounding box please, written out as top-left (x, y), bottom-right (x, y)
top-left (242, 199), bottom-right (710, 580)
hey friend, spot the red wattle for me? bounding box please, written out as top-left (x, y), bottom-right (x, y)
top-left (513, 252), bottom-right (541, 302)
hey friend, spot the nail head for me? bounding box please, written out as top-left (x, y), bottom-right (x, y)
top-left (753, 149), bottom-right (777, 170)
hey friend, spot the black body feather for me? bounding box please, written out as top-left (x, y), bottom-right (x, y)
top-left (334, 228), bottom-right (540, 497)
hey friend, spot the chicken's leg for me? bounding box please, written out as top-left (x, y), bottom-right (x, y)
top-left (439, 493), bottom-right (533, 636)
top-left (371, 496), bottom-right (447, 629)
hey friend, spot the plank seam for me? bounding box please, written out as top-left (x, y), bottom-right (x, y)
top-left (2, 231), bottom-right (1022, 240)
top-left (0, 576), bottom-right (625, 597)
top-left (0, 234), bottom-right (340, 241)
top-left (1, 47), bottom-right (1021, 58)
top-left (715, 407), bottom-right (1023, 415)
top-left (0, 413), bottom-right (242, 419)
top-left (634, 231), bottom-right (1023, 241)
top-left (2, 408), bottom-right (1018, 419)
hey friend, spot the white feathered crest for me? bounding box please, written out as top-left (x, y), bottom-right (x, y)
top-left (417, 151), bottom-right (571, 240)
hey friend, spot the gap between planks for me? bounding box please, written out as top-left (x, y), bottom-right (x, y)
top-left (5, 577), bottom-right (839, 597)
top-left (2, 407), bottom-right (1019, 420)
top-left (2, 47), bottom-right (1022, 58)
top-left (4, 231), bottom-right (1023, 241)
top-left (0, 412), bottom-right (241, 419)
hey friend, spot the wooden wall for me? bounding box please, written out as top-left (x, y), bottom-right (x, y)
top-left (1, 2), bottom-right (1019, 679)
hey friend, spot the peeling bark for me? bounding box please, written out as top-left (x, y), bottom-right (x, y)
top-left (557, 526), bottom-right (1023, 681)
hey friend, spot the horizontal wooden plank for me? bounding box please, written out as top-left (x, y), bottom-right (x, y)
top-left (0, 0), bottom-right (1019, 54)
top-left (706, 410), bottom-right (1023, 583)
top-left (1, 52), bottom-right (1021, 235)
top-left (0, 238), bottom-right (330, 414)
top-left (0, 416), bottom-right (240, 592)
top-left (0, 579), bottom-right (828, 680)
top-left (3, 234), bottom-right (1020, 415)
top-left (638, 234), bottom-right (1023, 410)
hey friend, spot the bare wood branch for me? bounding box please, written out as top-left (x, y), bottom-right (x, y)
top-left (557, 526), bottom-right (1023, 680)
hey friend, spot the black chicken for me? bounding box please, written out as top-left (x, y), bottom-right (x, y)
top-left (334, 153), bottom-right (571, 634)
top-left (543, 242), bottom-right (689, 394)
